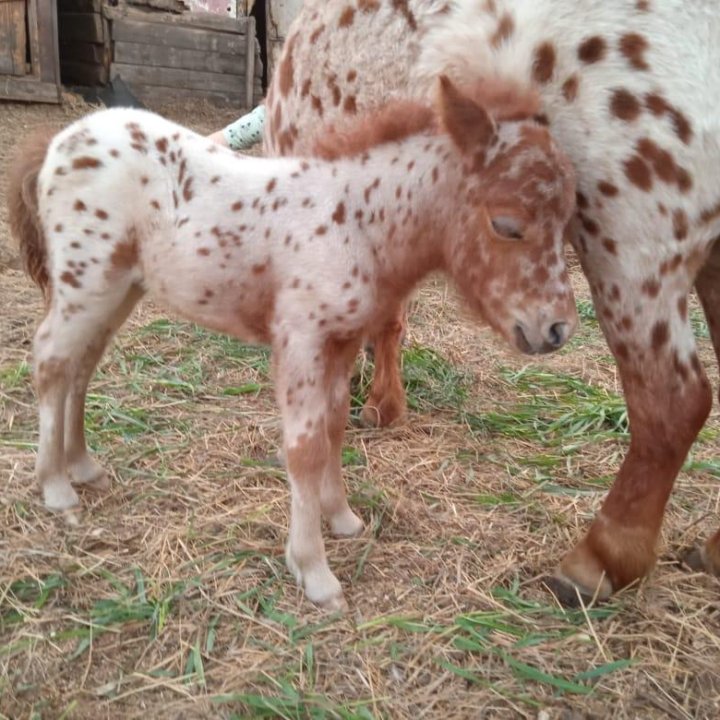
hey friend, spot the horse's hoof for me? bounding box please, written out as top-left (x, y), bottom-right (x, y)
top-left (544, 568), bottom-right (613, 608)
top-left (682, 544), bottom-right (720, 576)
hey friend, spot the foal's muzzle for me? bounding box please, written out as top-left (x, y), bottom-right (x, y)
top-left (514, 320), bottom-right (572, 355)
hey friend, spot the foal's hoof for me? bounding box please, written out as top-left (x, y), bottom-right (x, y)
top-left (43, 478), bottom-right (81, 511)
top-left (359, 397), bottom-right (406, 428)
top-left (330, 509), bottom-right (365, 538)
top-left (69, 456), bottom-right (112, 491)
top-left (285, 548), bottom-right (348, 612)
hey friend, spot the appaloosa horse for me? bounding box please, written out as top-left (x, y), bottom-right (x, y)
top-left (7, 77), bottom-right (577, 608)
top-left (263, 0), bottom-right (720, 602)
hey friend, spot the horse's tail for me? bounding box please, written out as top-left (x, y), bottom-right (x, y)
top-left (7, 128), bottom-right (57, 301)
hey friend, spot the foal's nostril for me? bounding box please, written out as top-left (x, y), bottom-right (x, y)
top-left (547, 321), bottom-right (569, 348)
top-left (514, 323), bottom-right (533, 354)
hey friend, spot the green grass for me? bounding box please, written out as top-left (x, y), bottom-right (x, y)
top-left (464, 367), bottom-right (628, 452)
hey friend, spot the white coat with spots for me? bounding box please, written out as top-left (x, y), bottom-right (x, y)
top-left (263, 0), bottom-right (720, 602)
top-left (8, 78), bottom-right (577, 609)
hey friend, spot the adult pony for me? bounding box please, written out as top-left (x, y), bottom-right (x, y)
top-left (263, 0), bottom-right (720, 602)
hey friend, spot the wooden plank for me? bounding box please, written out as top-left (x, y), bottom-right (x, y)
top-left (128, 83), bottom-right (244, 108)
top-left (0, 1), bottom-right (27, 76)
top-left (111, 62), bottom-right (244, 94)
top-left (0, 75), bottom-right (61, 103)
top-left (36, 0), bottom-right (61, 86)
top-left (112, 19), bottom-right (245, 55)
top-left (58, 12), bottom-right (105, 43)
top-left (58, 0), bottom-right (103, 12)
top-left (61, 59), bottom-right (109, 86)
top-left (60, 41), bottom-right (106, 64)
top-left (104, 5), bottom-right (250, 35)
top-left (113, 41), bottom-right (245, 76)
top-left (245, 14), bottom-right (255, 109)
top-left (26, 0), bottom-right (41, 77)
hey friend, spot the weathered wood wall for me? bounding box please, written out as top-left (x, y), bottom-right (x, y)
top-left (0, 0), bottom-right (61, 103)
top-left (57, 0), bottom-right (262, 108)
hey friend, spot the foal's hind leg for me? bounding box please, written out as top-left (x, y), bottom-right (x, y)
top-left (688, 247), bottom-right (720, 577)
top-left (322, 339), bottom-right (364, 537)
top-left (34, 283), bottom-right (141, 509)
top-left (360, 304), bottom-right (407, 427)
top-left (64, 285), bottom-right (144, 489)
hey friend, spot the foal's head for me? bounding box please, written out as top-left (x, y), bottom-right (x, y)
top-left (438, 76), bottom-right (577, 354)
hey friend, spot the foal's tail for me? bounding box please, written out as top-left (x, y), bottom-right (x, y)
top-left (6, 128), bottom-right (57, 301)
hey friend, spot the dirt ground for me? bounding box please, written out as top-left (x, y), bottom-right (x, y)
top-left (1, 96), bottom-right (719, 720)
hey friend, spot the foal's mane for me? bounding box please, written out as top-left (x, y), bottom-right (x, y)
top-left (313, 100), bottom-right (436, 161)
top-left (312, 76), bottom-right (541, 161)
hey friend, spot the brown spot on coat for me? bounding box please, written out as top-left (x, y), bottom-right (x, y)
top-left (598, 181), bottom-right (618, 196)
top-left (110, 229), bottom-right (139, 270)
top-left (155, 138), bottom-right (168, 153)
top-left (624, 155), bottom-right (653, 191)
top-left (644, 93), bottom-right (693, 144)
top-left (532, 42), bottom-right (556, 83)
top-left (578, 36), bottom-right (607, 63)
top-left (610, 89), bottom-right (642, 121)
top-left (619, 33), bottom-right (650, 70)
top-left (491, 13), bottom-right (514, 47)
top-left (602, 237), bottom-right (617, 254)
top-left (95, 209), bottom-right (109, 220)
top-left (60, 271), bottom-right (81, 288)
top-left (332, 202), bottom-right (346, 224)
top-left (562, 75), bottom-right (579, 102)
top-left (72, 156), bottom-right (102, 170)
top-left (339, 6), bottom-right (355, 27)
top-left (672, 208), bottom-right (688, 240)
top-left (651, 320), bottom-right (669, 350)
top-left (279, 34), bottom-right (297, 96)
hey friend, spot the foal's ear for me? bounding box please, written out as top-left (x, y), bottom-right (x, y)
top-left (437, 75), bottom-right (496, 152)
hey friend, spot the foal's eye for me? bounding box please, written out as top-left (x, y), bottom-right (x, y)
top-left (491, 216), bottom-right (525, 240)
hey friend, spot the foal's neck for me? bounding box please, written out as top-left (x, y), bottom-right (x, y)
top-left (340, 133), bottom-right (459, 300)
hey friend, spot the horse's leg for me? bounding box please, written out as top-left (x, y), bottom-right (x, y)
top-left (360, 303), bottom-right (407, 427)
top-left (549, 257), bottom-right (712, 603)
top-left (322, 339), bottom-right (365, 537)
top-left (686, 245), bottom-right (720, 577)
top-left (275, 335), bottom-right (347, 610)
top-left (64, 285), bottom-right (144, 489)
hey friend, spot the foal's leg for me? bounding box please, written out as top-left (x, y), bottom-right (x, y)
top-left (322, 340), bottom-right (364, 537)
top-left (275, 336), bottom-right (347, 610)
top-left (64, 285), bottom-right (144, 488)
top-left (360, 303), bottom-right (407, 427)
top-left (549, 254), bottom-right (712, 603)
top-left (688, 247), bottom-right (720, 576)
top-left (34, 283), bottom-right (140, 510)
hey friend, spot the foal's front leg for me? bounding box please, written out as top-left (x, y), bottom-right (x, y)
top-left (275, 338), bottom-right (348, 610)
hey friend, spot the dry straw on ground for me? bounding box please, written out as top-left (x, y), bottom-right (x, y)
top-left (1, 98), bottom-right (719, 720)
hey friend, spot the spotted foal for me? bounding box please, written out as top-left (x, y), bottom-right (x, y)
top-left (8, 77), bottom-right (576, 609)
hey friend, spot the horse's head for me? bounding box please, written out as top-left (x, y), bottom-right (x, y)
top-left (438, 76), bottom-right (577, 354)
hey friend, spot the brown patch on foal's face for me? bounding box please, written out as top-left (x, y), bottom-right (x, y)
top-left (449, 120), bottom-right (577, 353)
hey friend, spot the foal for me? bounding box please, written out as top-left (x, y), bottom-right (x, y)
top-left (9, 77), bottom-right (577, 609)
